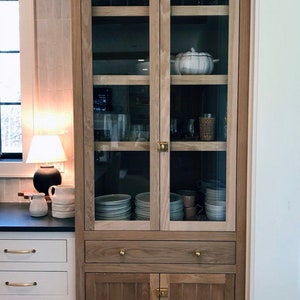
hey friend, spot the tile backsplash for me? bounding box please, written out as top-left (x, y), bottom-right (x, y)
top-left (0, 178), bottom-right (34, 203)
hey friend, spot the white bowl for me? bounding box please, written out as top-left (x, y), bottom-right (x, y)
top-left (206, 211), bottom-right (226, 221)
top-left (205, 200), bottom-right (226, 206)
top-left (95, 194), bottom-right (131, 206)
top-left (135, 192), bottom-right (150, 203)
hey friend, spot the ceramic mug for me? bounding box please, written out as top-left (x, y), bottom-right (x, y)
top-left (176, 189), bottom-right (196, 208)
top-left (48, 185), bottom-right (75, 205)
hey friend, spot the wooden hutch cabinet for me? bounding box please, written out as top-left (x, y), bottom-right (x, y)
top-left (72, 0), bottom-right (250, 299)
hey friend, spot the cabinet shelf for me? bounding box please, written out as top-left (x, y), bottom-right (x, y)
top-left (93, 6), bottom-right (149, 17)
top-left (93, 75), bottom-right (227, 86)
top-left (92, 5), bottom-right (229, 17)
top-left (172, 5), bottom-right (228, 16)
top-left (94, 141), bottom-right (226, 151)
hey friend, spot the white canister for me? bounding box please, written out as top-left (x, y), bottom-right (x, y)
top-left (29, 193), bottom-right (48, 217)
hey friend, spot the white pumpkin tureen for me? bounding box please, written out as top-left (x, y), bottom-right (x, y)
top-left (174, 48), bottom-right (219, 75)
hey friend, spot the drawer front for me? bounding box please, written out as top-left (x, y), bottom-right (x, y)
top-left (0, 239), bottom-right (67, 262)
top-left (0, 271), bottom-right (67, 295)
top-left (85, 241), bottom-right (236, 264)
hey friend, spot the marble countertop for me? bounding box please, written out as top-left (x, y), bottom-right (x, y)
top-left (0, 202), bottom-right (75, 232)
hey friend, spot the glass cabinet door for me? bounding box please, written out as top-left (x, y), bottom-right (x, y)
top-left (159, 0), bottom-right (238, 231)
top-left (84, 0), bottom-right (161, 230)
top-left (84, 0), bottom-right (239, 231)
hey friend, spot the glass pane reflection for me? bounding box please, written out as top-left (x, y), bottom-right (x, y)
top-left (95, 151), bottom-right (150, 220)
top-left (92, 17), bottom-right (149, 75)
top-left (94, 85), bottom-right (149, 142)
top-left (170, 151), bottom-right (226, 221)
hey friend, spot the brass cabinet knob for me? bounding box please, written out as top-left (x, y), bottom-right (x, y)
top-left (158, 141), bottom-right (168, 152)
top-left (119, 248), bottom-right (125, 256)
top-left (195, 250), bottom-right (201, 257)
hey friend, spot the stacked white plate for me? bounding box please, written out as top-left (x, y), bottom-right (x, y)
top-left (52, 195), bottom-right (75, 219)
top-left (205, 187), bottom-right (226, 221)
top-left (134, 192), bottom-right (184, 221)
top-left (95, 194), bottom-right (132, 220)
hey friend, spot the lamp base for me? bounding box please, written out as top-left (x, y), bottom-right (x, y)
top-left (33, 165), bottom-right (62, 195)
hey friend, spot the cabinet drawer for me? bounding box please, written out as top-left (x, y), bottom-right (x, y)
top-left (0, 271), bottom-right (67, 295)
top-left (0, 239), bottom-right (67, 262)
top-left (85, 241), bottom-right (236, 265)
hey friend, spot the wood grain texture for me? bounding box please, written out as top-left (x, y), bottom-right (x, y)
top-left (85, 241), bottom-right (236, 264)
top-left (86, 273), bottom-right (152, 300)
top-left (73, 1), bottom-right (250, 298)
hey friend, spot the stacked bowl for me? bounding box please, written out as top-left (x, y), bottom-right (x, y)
top-left (205, 187), bottom-right (226, 221)
top-left (95, 194), bottom-right (132, 220)
top-left (134, 192), bottom-right (184, 221)
top-left (170, 193), bottom-right (184, 221)
top-left (134, 192), bottom-right (150, 220)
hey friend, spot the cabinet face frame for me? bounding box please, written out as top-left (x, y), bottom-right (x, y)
top-left (78, 0), bottom-right (240, 232)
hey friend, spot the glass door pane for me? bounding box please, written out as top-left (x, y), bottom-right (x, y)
top-left (91, 2), bottom-right (153, 228)
top-left (167, 1), bottom-right (236, 230)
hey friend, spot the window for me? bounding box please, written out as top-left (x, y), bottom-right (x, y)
top-left (0, 0), bottom-right (35, 177)
top-left (0, 0), bottom-right (22, 159)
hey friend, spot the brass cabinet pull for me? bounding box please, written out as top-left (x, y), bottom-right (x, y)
top-left (5, 281), bottom-right (37, 287)
top-left (156, 288), bottom-right (168, 297)
top-left (195, 250), bottom-right (201, 257)
top-left (158, 141), bottom-right (168, 152)
top-left (119, 248), bottom-right (125, 256)
top-left (4, 249), bottom-right (36, 254)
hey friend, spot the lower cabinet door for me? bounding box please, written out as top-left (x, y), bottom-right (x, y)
top-left (86, 273), bottom-right (157, 300)
top-left (86, 273), bottom-right (235, 300)
top-left (161, 273), bottom-right (235, 300)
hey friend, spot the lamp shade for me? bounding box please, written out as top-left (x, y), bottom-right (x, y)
top-left (26, 135), bottom-right (67, 164)
top-left (26, 135), bottom-right (67, 195)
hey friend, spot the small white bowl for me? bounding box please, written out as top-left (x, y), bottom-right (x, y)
top-left (206, 211), bottom-right (225, 221)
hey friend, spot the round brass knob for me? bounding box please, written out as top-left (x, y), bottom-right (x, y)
top-left (195, 250), bottom-right (201, 257)
top-left (119, 248), bottom-right (125, 256)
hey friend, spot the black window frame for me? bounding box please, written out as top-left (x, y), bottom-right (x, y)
top-left (0, 0), bottom-right (22, 160)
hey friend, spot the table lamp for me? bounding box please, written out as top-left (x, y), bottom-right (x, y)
top-left (26, 135), bottom-right (67, 195)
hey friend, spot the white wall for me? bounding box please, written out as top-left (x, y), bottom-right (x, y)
top-left (249, 0), bottom-right (300, 299)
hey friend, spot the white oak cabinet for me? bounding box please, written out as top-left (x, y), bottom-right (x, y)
top-left (72, 0), bottom-right (250, 299)
top-left (0, 232), bottom-right (75, 300)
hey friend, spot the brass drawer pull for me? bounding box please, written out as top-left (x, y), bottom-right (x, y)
top-left (4, 249), bottom-right (36, 254)
top-left (5, 281), bottom-right (37, 287)
top-left (119, 248), bottom-right (126, 256)
top-left (195, 250), bottom-right (201, 257)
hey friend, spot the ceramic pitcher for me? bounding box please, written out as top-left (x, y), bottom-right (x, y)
top-left (29, 193), bottom-right (48, 217)
top-left (48, 185), bottom-right (75, 204)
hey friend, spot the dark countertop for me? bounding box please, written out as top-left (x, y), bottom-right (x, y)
top-left (0, 202), bottom-right (75, 232)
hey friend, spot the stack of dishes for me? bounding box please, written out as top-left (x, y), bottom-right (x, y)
top-left (134, 192), bottom-right (150, 220)
top-left (134, 192), bottom-right (184, 221)
top-left (205, 187), bottom-right (226, 221)
top-left (95, 194), bottom-right (132, 220)
top-left (170, 193), bottom-right (184, 220)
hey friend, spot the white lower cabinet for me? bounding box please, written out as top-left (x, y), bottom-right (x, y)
top-left (0, 232), bottom-right (75, 300)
